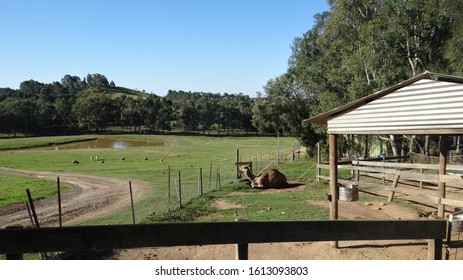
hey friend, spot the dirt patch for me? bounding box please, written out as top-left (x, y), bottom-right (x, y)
top-left (212, 198), bottom-right (245, 210)
top-left (308, 199), bottom-right (421, 220)
top-left (0, 167), bottom-right (151, 228)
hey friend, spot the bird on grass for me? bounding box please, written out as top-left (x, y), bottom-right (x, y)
top-left (234, 210), bottom-right (248, 222)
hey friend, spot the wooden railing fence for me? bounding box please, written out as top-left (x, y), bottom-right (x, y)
top-left (0, 220), bottom-right (447, 260)
top-left (317, 160), bottom-right (463, 208)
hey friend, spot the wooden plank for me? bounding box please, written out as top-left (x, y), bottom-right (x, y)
top-left (352, 166), bottom-right (440, 183)
top-left (352, 160), bottom-right (438, 170)
top-left (441, 197), bottom-right (463, 208)
top-left (352, 160), bottom-right (463, 173)
top-left (439, 174), bottom-right (463, 185)
top-left (0, 220), bottom-right (447, 255)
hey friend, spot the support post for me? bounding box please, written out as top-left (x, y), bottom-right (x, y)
top-left (329, 134), bottom-right (339, 248)
top-left (427, 239), bottom-right (443, 260)
top-left (438, 136), bottom-right (448, 218)
top-left (236, 243), bottom-right (249, 260)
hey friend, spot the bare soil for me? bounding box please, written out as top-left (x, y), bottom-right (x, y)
top-left (113, 184), bottom-right (440, 260)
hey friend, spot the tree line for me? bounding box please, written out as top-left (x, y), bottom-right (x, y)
top-left (0, 74), bottom-right (297, 136)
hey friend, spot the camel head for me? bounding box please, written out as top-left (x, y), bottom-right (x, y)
top-left (239, 165), bottom-right (255, 180)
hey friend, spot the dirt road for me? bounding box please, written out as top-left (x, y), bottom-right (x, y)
top-left (0, 167), bottom-right (151, 228)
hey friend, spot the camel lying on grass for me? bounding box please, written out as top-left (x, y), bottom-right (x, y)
top-left (239, 165), bottom-right (288, 189)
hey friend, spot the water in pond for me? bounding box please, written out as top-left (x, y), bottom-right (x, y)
top-left (48, 138), bottom-right (165, 150)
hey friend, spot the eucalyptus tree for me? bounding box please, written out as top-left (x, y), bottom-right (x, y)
top-left (287, 0), bottom-right (460, 155)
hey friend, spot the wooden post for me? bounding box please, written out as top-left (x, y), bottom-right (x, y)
top-left (177, 171), bottom-right (182, 208)
top-left (438, 136), bottom-right (448, 218)
top-left (25, 203), bottom-right (35, 227)
top-left (25, 190), bottom-right (48, 260)
top-left (316, 143), bottom-right (321, 182)
top-left (420, 168), bottom-right (424, 189)
top-left (129, 181), bottom-right (135, 224)
top-left (255, 154), bottom-right (258, 172)
top-left (387, 174), bottom-right (400, 203)
top-left (198, 168), bottom-right (203, 196)
top-left (209, 163), bottom-right (212, 189)
top-left (57, 177), bottom-right (62, 227)
top-left (427, 238), bottom-right (443, 260)
top-left (167, 165), bottom-right (171, 203)
top-left (236, 149), bottom-right (240, 179)
top-left (216, 166), bottom-right (221, 188)
top-left (236, 243), bottom-right (249, 260)
top-left (26, 189), bottom-right (40, 228)
top-left (329, 134), bottom-right (339, 248)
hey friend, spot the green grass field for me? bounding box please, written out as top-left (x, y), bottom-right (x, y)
top-left (0, 135), bottom-right (321, 225)
top-left (0, 175), bottom-right (70, 208)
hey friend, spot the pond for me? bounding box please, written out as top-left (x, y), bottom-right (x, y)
top-left (46, 138), bottom-right (166, 150)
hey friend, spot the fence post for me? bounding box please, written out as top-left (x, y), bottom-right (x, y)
top-left (427, 238), bottom-right (443, 260)
top-left (168, 165), bottom-right (171, 203)
top-left (198, 168), bottom-right (203, 196)
top-left (236, 149), bottom-right (240, 179)
top-left (216, 166), bottom-right (221, 188)
top-left (209, 163), bottom-right (212, 190)
top-left (26, 189), bottom-right (39, 228)
top-left (57, 177), bottom-right (62, 227)
top-left (177, 171), bottom-right (182, 208)
top-left (129, 181), bottom-right (136, 224)
top-left (236, 243), bottom-right (249, 260)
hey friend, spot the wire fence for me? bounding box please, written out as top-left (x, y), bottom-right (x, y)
top-left (162, 150), bottom-right (311, 210)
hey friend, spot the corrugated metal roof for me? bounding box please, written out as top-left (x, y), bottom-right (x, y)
top-left (303, 71), bottom-right (463, 135)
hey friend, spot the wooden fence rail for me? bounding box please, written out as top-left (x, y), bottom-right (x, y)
top-left (0, 220), bottom-right (447, 260)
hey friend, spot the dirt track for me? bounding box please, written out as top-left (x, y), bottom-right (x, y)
top-left (0, 167), bottom-right (151, 228)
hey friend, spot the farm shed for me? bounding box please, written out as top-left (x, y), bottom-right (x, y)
top-left (304, 71), bottom-right (463, 244)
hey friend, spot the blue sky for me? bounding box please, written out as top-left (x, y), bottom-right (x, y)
top-left (0, 0), bottom-right (330, 97)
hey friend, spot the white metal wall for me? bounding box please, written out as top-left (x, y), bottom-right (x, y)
top-left (327, 79), bottom-right (463, 135)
